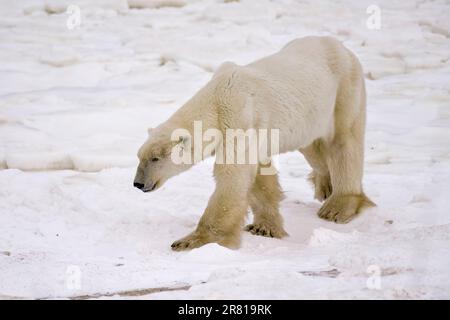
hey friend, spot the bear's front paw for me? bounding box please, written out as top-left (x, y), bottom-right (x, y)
top-left (171, 233), bottom-right (206, 251)
top-left (171, 229), bottom-right (241, 251)
top-left (245, 223), bottom-right (288, 238)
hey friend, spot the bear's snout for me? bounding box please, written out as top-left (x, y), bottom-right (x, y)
top-left (134, 179), bottom-right (157, 192)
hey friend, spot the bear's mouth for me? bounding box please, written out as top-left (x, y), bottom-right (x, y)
top-left (142, 181), bottom-right (158, 193)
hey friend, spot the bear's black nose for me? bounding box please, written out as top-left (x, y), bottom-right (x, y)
top-left (133, 182), bottom-right (144, 189)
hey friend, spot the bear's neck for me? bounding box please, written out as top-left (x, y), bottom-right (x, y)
top-left (164, 84), bottom-right (218, 136)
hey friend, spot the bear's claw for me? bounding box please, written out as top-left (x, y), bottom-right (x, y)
top-left (244, 223), bottom-right (288, 238)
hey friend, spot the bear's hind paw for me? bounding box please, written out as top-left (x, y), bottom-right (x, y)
top-left (317, 193), bottom-right (375, 223)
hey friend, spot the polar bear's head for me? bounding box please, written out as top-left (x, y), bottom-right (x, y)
top-left (133, 127), bottom-right (192, 192)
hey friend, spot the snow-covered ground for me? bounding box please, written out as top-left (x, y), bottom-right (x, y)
top-left (1, 0), bottom-right (449, 299)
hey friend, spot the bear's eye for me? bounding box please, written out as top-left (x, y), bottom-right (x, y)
top-left (151, 157), bottom-right (160, 162)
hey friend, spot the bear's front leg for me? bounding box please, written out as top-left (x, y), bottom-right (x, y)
top-left (171, 163), bottom-right (256, 251)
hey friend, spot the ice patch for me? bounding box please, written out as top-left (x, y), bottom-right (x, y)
top-left (308, 228), bottom-right (361, 247)
top-left (3, 153), bottom-right (136, 172)
top-left (71, 154), bottom-right (136, 172)
top-left (5, 152), bottom-right (73, 171)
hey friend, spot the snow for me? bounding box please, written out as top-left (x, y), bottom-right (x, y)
top-left (0, 0), bottom-right (449, 299)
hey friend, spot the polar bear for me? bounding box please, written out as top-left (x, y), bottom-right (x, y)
top-left (134, 36), bottom-right (375, 251)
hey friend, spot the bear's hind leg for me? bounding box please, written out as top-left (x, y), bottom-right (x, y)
top-left (317, 83), bottom-right (374, 223)
top-left (245, 162), bottom-right (288, 238)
